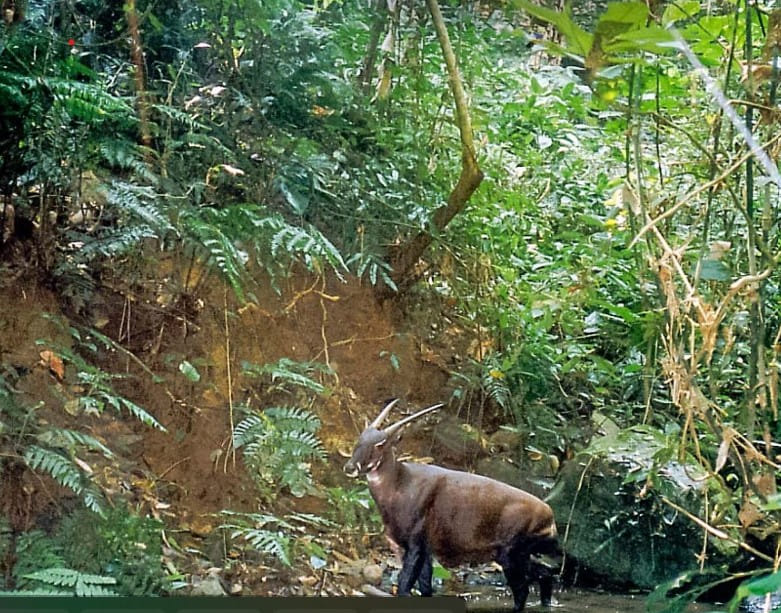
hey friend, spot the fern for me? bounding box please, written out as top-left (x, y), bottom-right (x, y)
top-left (233, 406), bottom-right (325, 500)
top-left (182, 213), bottom-right (249, 300)
top-left (350, 252), bottom-right (398, 290)
top-left (482, 363), bottom-right (512, 413)
top-left (35, 429), bottom-right (113, 458)
top-left (261, 216), bottom-right (348, 280)
top-left (219, 511), bottom-right (296, 567)
top-left (24, 446), bottom-right (87, 494)
top-left (179, 204), bottom-right (349, 301)
top-left (23, 446), bottom-right (106, 514)
top-left (54, 506), bottom-right (164, 596)
top-left (106, 181), bottom-right (173, 234)
top-left (98, 138), bottom-right (154, 180)
top-left (78, 225), bottom-right (158, 261)
top-left (12, 531), bottom-right (67, 590)
top-left (38, 328), bottom-right (166, 432)
top-left (241, 358), bottom-right (330, 394)
top-left (22, 568), bottom-right (117, 596)
top-left (264, 406), bottom-right (322, 433)
top-left (151, 102), bottom-right (207, 132)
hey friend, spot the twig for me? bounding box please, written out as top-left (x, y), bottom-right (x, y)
top-left (629, 131), bottom-right (781, 249)
top-left (560, 456), bottom-right (594, 577)
top-left (223, 288), bottom-right (236, 472)
top-left (156, 456), bottom-right (191, 481)
top-left (660, 496), bottom-right (773, 562)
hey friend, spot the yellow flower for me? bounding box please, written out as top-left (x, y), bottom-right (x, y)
top-left (488, 369), bottom-right (505, 380)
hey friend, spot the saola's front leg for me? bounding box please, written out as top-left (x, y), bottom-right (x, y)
top-left (398, 538), bottom-right (430, 596)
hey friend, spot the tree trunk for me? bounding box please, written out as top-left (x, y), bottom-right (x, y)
top-left (387, 0), bottom-right (483, 291)
top-left (125, 0), bottom-right (152, 150)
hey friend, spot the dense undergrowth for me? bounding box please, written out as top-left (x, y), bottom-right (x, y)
top-left (1, 0), bottom-right (781, 609)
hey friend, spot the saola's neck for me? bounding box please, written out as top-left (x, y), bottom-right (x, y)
top-left (367, 446), bottom-right (402, 489)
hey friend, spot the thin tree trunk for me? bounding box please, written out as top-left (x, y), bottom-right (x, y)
top-left (361, 0), bottom-right (386, 92)
top-left (125, 0), bottom-right (152, 150)
top-left (388, 0), bottom-right (483, 290)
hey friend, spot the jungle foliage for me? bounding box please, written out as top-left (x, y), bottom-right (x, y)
top-left (1, 0), bottom-right (781, 607)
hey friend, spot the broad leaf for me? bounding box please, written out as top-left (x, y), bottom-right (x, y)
top-left (514, 0), bottom-right (593, 56)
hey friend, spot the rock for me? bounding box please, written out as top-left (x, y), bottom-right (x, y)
top-left (431, 415), bottom-right (485, 464)
top-left (474, 456), bottom-right (553, 500)
top-left (362, 564), bottom-right (383, 585)
top-left (488, 428), bottom-right (523, 452)
top-left (190, 573), bottom-right (226, 596)
top-left (547, 427), bottom-right (739, 589)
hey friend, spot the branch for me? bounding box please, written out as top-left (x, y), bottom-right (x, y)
top-left (388, 0), bottom-right (483, 291)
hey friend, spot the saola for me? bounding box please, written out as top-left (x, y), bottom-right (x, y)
top-left (344, 399), bottom-right (559, 611)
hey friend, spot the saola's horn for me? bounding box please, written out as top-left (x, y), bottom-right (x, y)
top-left (369, 398), bottom-right (401, 429)
top-left (383, 403), bottom-right (443, 437)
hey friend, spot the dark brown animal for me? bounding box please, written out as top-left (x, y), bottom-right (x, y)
top-left (344, 399), bottom-right (558, 611)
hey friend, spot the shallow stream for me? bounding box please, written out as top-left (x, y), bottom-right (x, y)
top-left (461, 588), bottom-right (711, 613)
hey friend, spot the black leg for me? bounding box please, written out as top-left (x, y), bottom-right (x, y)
top-left (501, 553), bottom-right (531, 612)
top-left (529, 560), bottom-right (553, 606)
top-left (417, 551), bottom-right (433, 596)
top-left (398, 541), bottom-right (427, 596)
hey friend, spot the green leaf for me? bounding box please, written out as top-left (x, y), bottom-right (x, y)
top-left (513, 0), bottom-right (593, 56)
top-left (761, 493), bottom-right (781, 511)
top-left (433, 562), bottom-right (451, 580)
top-left (599, 2), bottom-right (648, 27)
top-left (178, 360), bottom-right (201, 382)
top-left (610, 26), bottom-right (684, 55)
top-left (662, 0), bottom-right (700, 26)
top-left (734, 571), bottom-right (781, 604)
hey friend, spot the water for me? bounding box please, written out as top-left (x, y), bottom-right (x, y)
top-left (460, 588), bottom-right (711, 613)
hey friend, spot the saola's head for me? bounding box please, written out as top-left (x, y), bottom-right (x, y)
top-left (343, 399), bottom-right (442, 478)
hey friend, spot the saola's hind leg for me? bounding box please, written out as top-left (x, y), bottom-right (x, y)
top-left (499, 547), bottom-right (531, 612)
top-left (529, 559), bottom-right (553, 606)
top-left (417, 551), bottom-right (433, 596)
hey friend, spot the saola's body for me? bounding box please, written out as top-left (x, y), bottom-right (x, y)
top-left (345, 400), bottom-right (558, 612)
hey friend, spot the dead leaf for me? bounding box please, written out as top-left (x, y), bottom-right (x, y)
top-left (739, 501), bottom-right (763, 529)
top-left (753, 472), bottom-right (776, 497)
top-left (39, 350), bottom-right (65, 381)
top-left (63, 398), bottom-right (80, 416)
top-left (715, 430), bottom-right (733, 473)
top-left (73, 456), bottom-right (93, 475)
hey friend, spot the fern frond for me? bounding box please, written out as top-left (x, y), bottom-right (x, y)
top-left (35, 429), bottom-right (113, 458)
top-left (107, 182), bottom-right (174, 235)
top-left (23, 446), bottom-right (107, 513)
top-left (79, 225), bottom-right (158, 260)
top-left (232, 527), bottom-right (291, 566)
top-left (24, 446), bottom-right (86, 494)
top-left (232, 414), bottom-right (265, 449)
top-left (278, 430), bottom-right (325, 459)
top-left (287, 512), bottom-right (337, 528)
top-left (241, 358), bottom-right (329, 394)
top-left (265, 406), bottom-right (322, 432)
top-left (231, 405), bottom-right (324, 499)
top-left (151, 103), bottom-right (207, 131)
top-left (261, 216), bottom-right (348, 279)
top-left (109, 396), bottom-right (166, 432)
top-left (482, 369), bottom-right (511, 412)
top-left (23, 568), bottom-right (117, 596)
top-left (47, 77), bottom-right (133, 120)
top-left (219, 511), bottom-right (295, 566)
